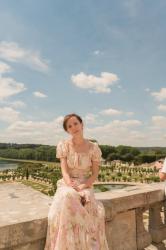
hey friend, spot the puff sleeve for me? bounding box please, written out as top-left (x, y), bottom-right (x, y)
top-left (56, 140), bottom-right (68, 159)
top-left (161, 158), bottom-right (166, 173)
top-left (91, 143), bottom-right (102, 162)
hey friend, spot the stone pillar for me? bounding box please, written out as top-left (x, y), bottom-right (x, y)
top-left (106, 210), bottom-right (137, 250)
top-left (136, 207), bottom-right (152, 250)
top-left (149, 202), bottom-right (166, 250)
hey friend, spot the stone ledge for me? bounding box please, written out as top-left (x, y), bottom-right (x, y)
top-left (0, 183), bottom-right (51, 250)
top-left (0, 182), bottom-right (166, 250)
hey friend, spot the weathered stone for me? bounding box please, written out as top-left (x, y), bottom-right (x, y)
top-left (106, 210), bottom-right (137, 250)
top-left (0, 183), bottom-right (51, 250)
top-left (136, 207), bottom-right (152, 250)
top-left (0, 181), bottom-right (166, 250)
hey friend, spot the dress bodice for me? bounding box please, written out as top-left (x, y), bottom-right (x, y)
top-left (56, 139), bottom-right (102, 178)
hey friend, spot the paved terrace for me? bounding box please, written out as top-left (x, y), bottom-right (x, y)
top-left (0, 182), bottom-right (166, 250)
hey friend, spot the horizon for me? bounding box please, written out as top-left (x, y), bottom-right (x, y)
top-left (0, 141), bottom-right (166, 148)
top-left (0, 1), bottom-right (166, 147)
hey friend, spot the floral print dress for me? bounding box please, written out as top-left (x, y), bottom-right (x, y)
top-left (44, 139), bottom-right (109, 250)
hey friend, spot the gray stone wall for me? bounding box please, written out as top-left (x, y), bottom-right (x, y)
top-left (0, 182), bottom-right (166, 250)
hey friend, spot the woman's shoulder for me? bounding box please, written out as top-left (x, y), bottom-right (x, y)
top-left (56, 139), bottom-right (70, 158)
top-left (88, 140), bottom-right (99, 147)
top-left (86, 140), bottom-right (101, 153)
top-left (57, 138), bottom-right (70, 146)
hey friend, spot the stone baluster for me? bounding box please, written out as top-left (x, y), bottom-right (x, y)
top-left (149, 202), bottom-right (166, 250)
top-left (136, 207), bottom-right (152, 250)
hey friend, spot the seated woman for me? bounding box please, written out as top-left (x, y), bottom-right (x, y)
top-left (155, 158), bottom-right (166, 181)
top-left (44, 113), bottom-right (109, 250)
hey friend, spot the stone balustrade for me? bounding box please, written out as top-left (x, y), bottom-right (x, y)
top-left (0, 182), bottom-right (166, 250)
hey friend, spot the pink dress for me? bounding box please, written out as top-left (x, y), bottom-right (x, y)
top-left (44, 139), bottom-right (109, 250)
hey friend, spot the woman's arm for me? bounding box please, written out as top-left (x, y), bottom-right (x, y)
top-left (155, 160), bottom-right (166, 181)
top-left (85, 161), bottom-right (99, 187)
top-left (77, 161), bottom-right (100, 191)
top-left (159, 171), bottom-right (166, 181)
top-left (60, 158), bottom-right (77, 188)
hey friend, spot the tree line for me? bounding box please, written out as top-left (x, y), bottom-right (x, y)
top-left (0, 143), bottom-right (165, 164)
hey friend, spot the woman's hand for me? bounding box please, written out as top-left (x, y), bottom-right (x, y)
top-left (76, 183), bottom-right (87, 191)
top-left (66, 179), bottom-right (78, 189)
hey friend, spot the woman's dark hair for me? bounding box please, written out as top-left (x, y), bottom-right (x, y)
top-left (63, 113), bottom-right (83, 131)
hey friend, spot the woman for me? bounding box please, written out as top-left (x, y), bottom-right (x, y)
top-left (156, 158), bottom-right (166, 180)
top-left (44, 113), bottom-right (109, 250)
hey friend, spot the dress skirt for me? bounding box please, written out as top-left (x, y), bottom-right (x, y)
top-left (44, 177), bottom-right (109, 250)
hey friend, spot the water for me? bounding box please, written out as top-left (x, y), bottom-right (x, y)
top-left (0, 160), bottom-right (19, 171)
top-left (94, 183), bottom-right (134, 193)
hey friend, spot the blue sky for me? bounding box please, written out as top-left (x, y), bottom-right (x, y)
top-left (0, 0), bottom-right (166, 146)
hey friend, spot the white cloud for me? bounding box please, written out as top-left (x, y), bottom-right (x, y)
top-left (158, 104), bottom-right (166, 111)
top-left (151, 88), bottom-right (166, 101)
top-left (33, 91), bottom-right (47, 98)
top-left (0, 61), bottom-right (11, 74)
top-left (0, 100), bottom-right (26, 108)
top-left (3, 116), bottom-right (65, 144)
top-left (0, 113), bottom-right (165, 146)
top-left (112, 119), bottom-right (142, 127)
top-left (84, 113), bottom-right (98, 124)
top-left (10, 100), bottom-right (26, 108)
top-left (71, 72), bottom-right (119, 93)
top-left (100, 108), bottom-right (122, 116)
top-left (85, 119), bottom-right (144, 146)
top-left (0, 107), bottom-right (20, 123)
top-left (86, 119), bottom-right (142, 135)
top-left (0, 77), bottom-right (26, 100)
top-left (0, 116), bottom-right (143, 145)
top-left (100, 108), bottom-right (134, 116)
top-left (0, 41), bottom-right (49, 73)
top-left (152, 116), bottom-right (166, 128)
top-left (52, 116), bottom-right (64, 127)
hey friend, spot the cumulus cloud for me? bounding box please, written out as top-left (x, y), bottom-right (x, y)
top-left (33, 91), bottom-right (47, 98)
top-left (151, 88), bottom-right (166, 101)
top-left (0, 77), bottom-right (26, 100)
top-left (86, 119), bottom-right (142, 135)
top-left (152, 116), bottom-right (166, 128)
top-left (0, 107), bottom-right (20, 123)
top-left (0, 61), bottom-right (11, 74)
top-left (112, 119), bottom-right (142, 127)
top-left (84, 113), bottom-right (98, 124)
top-left (10, 100), bottom-right (26, 108)
top-left (100, 108), bottom-right (122, 116)
top-left (85, 119), bottom-right (144, 146)
top-left (158, 104), bottom-right (166, 111)
top-left (71, 72), bottom-right (119, 93)
top-left (3, 116), bottom-right (65, 144)
top-left (100, 108), bottom-right (134, 116)
top-left (0, 41), bottom-right (49, 73)
top-left (0, 100), bottom-right (26, 108)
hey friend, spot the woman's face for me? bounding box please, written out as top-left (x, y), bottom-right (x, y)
top-left (66, 116), bottom-right (83, 136)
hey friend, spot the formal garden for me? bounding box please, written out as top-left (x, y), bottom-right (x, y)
top-left (0, 160), bottom-right (160, 196)
top-left (0, 143), bottom-right (165, 196)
